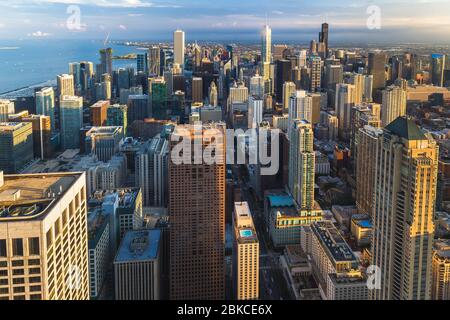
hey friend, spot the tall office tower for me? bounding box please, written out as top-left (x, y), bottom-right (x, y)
top-left (363, 75), bottom-right (374, 102)
top-left (209, 82), bottom-right (218, 107)
top-left (95, 73), bottom-right (112, 101)
top-left (69, 62), bottom-right (81, 89)
top-left (355, 125), bottom-right (383, 216)
top-left (261, 25), bottom-right (272, 80)
top-left (84, 126), bottom-right (123, 162)
top-left (137, 53), bottom-right (148, 74)
top-left (150, 78), bottom-right (168, 120)
top-left (79, 61), bottom-right (94, 94)
top-left (319, 23), bottom-right (329, 58)
top-left (0, 122), bottom-right (33, 173)
top-left (193, 43), bottom-right (202, 69)
top-left (99, 48), bottom-right (113, 76)
top-left (135, 137), bottom-right (169, 207)
top-left (114, 230), bottom-right (161, 300)
top-left (107, 104), bottom-right (128, 135)
top-left (431, 53), bottom-right (446, 87)
top-left (381, 85), bottom-right (407, 126)
top-left (283, 81), bottom-right (297, 112)
top-left (173, 29), bottom-right (185, 68)
top-left (0, 171), bottom-right (90, 300)
top-left (0, 100), bottom-right (14, 122)
top-left (288, 120), bottom-right (315, 210)
top-left (60, 95), bottom-right (83, 150)
top-left (19, 115), bottom-right (53, 160)
top-left (288, 91), bottom-right (313, 135)
top-left (298, 50), bottom-right (307, 68)
top-left (371, 117), bottom-right (438, 300)
top-left (368, 52), bottom-right (386, 95)
top-left (192, 77), bottom-right (203, 104)
top-left (391, 56), bottom-right (403, 81)
top-left (248, 96), bottom-right (263, 129)
top-left (310, 40), bottom-right (318, 55)
top-left (57, 74), bottom-right (75, 97)
top-left (431, 240), bottom-right (450, 300)
top-left (335, 83), bottom-right (356, 140)
top-left (90, 100), bottom-right (110, 127)
top-left (233, 202), bottom-right (259, 300)
top-left (35, 87), bottom-right (56, 131)
top-left (310, 56), bottom-right (323, 93)
top-left (351, 73), bottom-right (365, 104)
top-left (250, 71), bottom-right (264, 98)
top-left (325, 64), bottom-right (343, 90)
top-left (117, 68), bottom-right (131, 91)
top-left (127, 94), bottom-right (150, 124)
top-left (276, 60), bottom-right (291, 102)
top-left (148, 46), bottom-right (161, 76)
top-left (310, 221), bottom-right (368, 300)
top-left (228, 82), bottom-right (249, 107)
top-left (169, 124), bottom-right (226, 300)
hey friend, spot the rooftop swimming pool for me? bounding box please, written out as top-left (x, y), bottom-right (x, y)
top-left (240, 229), bottom-right (254, 238)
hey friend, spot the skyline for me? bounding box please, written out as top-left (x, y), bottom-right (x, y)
top-left (0, 0), bottom-right (450, 43)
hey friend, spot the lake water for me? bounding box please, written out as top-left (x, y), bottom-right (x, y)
top-left (0, 39), bottom-right (143, 94)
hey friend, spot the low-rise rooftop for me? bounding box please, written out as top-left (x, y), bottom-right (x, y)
top-left (115, 229), bottom-right (161, 263)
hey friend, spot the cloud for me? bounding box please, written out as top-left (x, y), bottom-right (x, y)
top-left (3, 0), bottom-right (157, 8)
top-left (119, 24), bottom-right (127, 30)
top-left (28, 30), bottom-right (52, 37)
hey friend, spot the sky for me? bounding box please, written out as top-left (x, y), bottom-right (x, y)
top-left (0, 0), bottom-right (450, 43)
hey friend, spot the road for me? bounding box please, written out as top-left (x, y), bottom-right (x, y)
top-left (233, 165), bottom-right (292, 300)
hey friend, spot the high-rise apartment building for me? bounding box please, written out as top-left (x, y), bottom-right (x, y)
top-left (209, 81), bottom-right (218, 107)
top-left (233, 202), bottom-right (259, 300)
top-left (0, 172), bottom-right (89, 300)
top-left (0, 122), bottom-right (33, 174)
top-left (431, 240), bottom-right (450, 300)
top-left (173, 30), bottom-right (185, 68)
top-left (371, 117), bottom-right (438, 300)
top-left (355, 125), bottom-right (383, 217)
top-left (288, 120), bottom-right (315, 210)
top-left (60, 95), bottom-right (83, 150)
top-left (310, 56), bottom-right (323, 93)
top-left (148, 46), bottom-right (161, 76)
top-left (169, 123), bottom-right (225, 299)
top-left (250, 72), bottom-right (264, 99)
top-left (248, 96), bottom-right (263, 129)
top-left (288, 90), bottom-right (313, 133)
top-left (107, 104), bottom-right (128, 135)
top-left (381, 85), bottom-right (407, 126)
top-left (0, 100), bottom-right (14, 123)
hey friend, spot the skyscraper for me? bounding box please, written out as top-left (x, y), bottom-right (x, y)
top-left (355, 125), bottom-right (383, 217)
top-left (209, 81), bottom-right (218, 107)
top-left (99, 48), bottom-right (113, 76)
top-left (192, 77), bottom-right (203, 104)
top-left (173, 29), bottom-right (185, 68)
top-left (0, 171), bottom-right (90, 300)
top-left (261, 25), bottom-right (272, 80)
top-left (310, 56), bottom-right (323, 92)
top-left (288, 90), bottom-right (313, 133)
top-left (169, 124), bottom-right (225, 299)
top-left (248, 96), bottom-right (263, 129)
top-left (233, 202), bottom-right (259, 300)
top-left (371, 117), bottom-right (438, 300)
top-left (288, 120), bottom-right (315, 210)
top-left (335, 83), bottom-right (356, 140)
top-left (283, 81), bottom-right (296, 112)
top-left (148, 46), bottom-right (161, 76)
top-left (90, 100), bottom-right (110, 127)
top-left (249, 71), bottom-right (264, 98)
top-left (276, 59), bottom-right (291, 102)
top-left (319, 22), bottom-right (329, 58)
top-left (57, 74), bottom-right (75, 97)
top-left (35, 87), bottom-right (56, 131)
top-left (431, 53), bottom-right (446, 87)
top-left (368, 52), bottom-right (386, 96)
top-left (0, 122), bottom-right (33, 174)
top-left (60, 95), bottom-right (83, 150)
top-left (381, 85), bottom-right (407, 126)
top-left (0, 100), bottom-right (13, 122)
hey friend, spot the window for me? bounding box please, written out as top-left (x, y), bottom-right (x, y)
top-left (46, 229), bottom-right (53, 247)
top-left (28, 238), bottom-right (40, 256)
top-left (0, 240), bottom-right (6, 257)
top-left (12, 239), bottom-right (23, 256)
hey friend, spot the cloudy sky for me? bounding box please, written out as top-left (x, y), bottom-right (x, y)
top-left (0, 0), bottom-right (449, 43)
